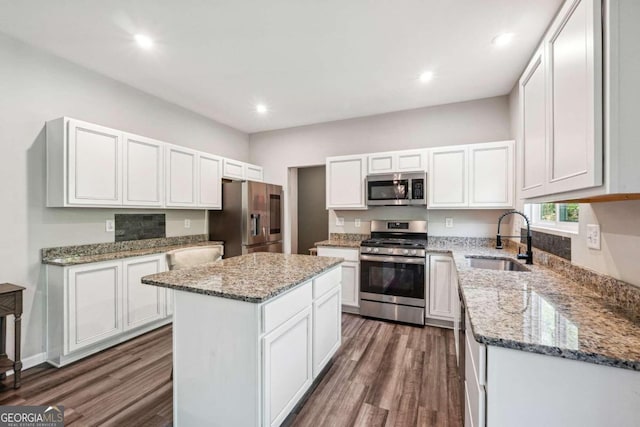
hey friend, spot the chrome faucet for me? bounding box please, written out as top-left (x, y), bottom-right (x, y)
top-left (496, 210), bottom-right (533, 265)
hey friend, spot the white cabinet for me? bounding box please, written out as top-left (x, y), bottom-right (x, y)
top-left (222, 158), bottom-right (246, 180)
top-left (46, 255), bottom-right (173, 367)
top-left (429, 145), bottom-right (468, 208)
top-left (123, 133), bottom-right (164, 207)
top-left (519, 46), bottom-right (548, 199)
top-left (326, 154), bottom-right (367, 209)
top-left (166, 289), bottom-right (174, 316)
top-left (428, 141), bottom-right (514, 209)
top-left (428, 255), bottom-right (456, 321)
top-left (197, 152), bottom-right (223, 209)
top-left (312, 286), bottom-right (341, 376)
top-left (245, 163), bottom-right (264, 182)
top-left (263, 306), bottom-right (313, 427)
top-left (123, 255), bottom-right (166, 331)
top-left (316, 247), bottom-right (360, 310)
top-left (66, 261), bottom-right (123, 353)
top-left (367, 149), bottom-right (428, 174)
top-left (165, 144), bottom-right (198, 207)
top-left (46, 117), bottom-right (123, 207)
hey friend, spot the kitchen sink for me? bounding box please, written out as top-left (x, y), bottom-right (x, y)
top-left (466, 256), bottom-right (530, 272)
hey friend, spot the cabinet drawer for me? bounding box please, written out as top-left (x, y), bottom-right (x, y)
top-left (465, 316), bottom-right (486, 386)
top-left (316, 247), bottom-right (359, 262)
top-left (263, 283), bottom-right (312, 334)
top-left (313, 266), bottom-right (341, 299)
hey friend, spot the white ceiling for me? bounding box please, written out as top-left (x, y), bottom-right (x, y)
top-left (0, 0), bottom-right (562, 133)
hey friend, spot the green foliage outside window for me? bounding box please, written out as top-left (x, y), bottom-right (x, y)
top-left (559, 203), bottom-right (579, 222)
top-left (540, 203), bottom-right (556, 222)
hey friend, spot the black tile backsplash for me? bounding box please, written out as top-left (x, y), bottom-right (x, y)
top-left (115, 214), bottom-right (166, 242)
top-left (521, 227), bottom-right (571, 260)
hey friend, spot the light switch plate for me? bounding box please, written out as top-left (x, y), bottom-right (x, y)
top-left (587, 224), bottom-right (601, 250)
top-left (355, 218), bottom-right (361, 228)
top-left (105, 219), bottom-right (115, 232)
top-left (336, 217), bottom-right (344, 226)
top-left (184, 219), bottom-right (191, 229)
top-left (445, 218), bottom-right (454, 228)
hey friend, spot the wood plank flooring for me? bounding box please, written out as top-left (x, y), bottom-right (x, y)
top-left (0, 314), bottom-right (462, 427)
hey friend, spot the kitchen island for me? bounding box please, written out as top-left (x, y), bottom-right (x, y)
top-left (142, 252), bottom-right (344, 427)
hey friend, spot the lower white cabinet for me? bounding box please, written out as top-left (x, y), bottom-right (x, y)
top-left (263, 307), bottom-right (313, 427)
top-left (172, 264), bottom-right (343, 427)
top-left (428, 254), bottom-right (456, 321)
top-left (464, 309), bottom-right (640, 427)
top-left (316, 247), bottom-right (360, 310)
top-left (46, 255), bottom-right (173, 367)
top-left (123, 255), bottom-right (166, 331)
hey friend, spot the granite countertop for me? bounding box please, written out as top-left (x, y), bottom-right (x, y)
top-left (141, 252), bottom-right (344, 303)
top-left (441, 245), bottom-right (640, 371)
top-left (315, 239), bottom-right (362, 248)
top-left (42, 240), bottom-right (224, 266)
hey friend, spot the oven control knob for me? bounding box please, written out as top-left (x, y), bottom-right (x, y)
top-left (373, 248), bottom-right (379, 253)
top-left (403, 249), bottom-right (409, 255)
top-left (411, 249), bottom-right (417, 255)
top-left (365, 247), bottom-right (371, 252)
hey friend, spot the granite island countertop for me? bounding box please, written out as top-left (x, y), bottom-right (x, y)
top-left (437, 244), bottom-right (640, 371)
top-left (142, 252), bottom-right (343, 303)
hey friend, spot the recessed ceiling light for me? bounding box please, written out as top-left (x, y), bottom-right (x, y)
top-left (492, 33), bottom-right (514, 47)
top-left (134, 34), bottom-right (154, 49)
top-left (256, 104), bottom-right (268, 114)
top-left (419, 71), bottom-right (434, 83)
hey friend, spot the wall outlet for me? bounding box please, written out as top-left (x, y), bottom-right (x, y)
top-left (355, 218), bottom-right (361, 228)
top-left (587, 224), bottom-right (601, 250)
top-left (184, 219), bottom-right (191, 229)
top-left (105, 219), bottom-right (115, 232)
top-left (335, 217), bottom-right (344, 227)
top-left (445, 217), bottom-right (454, 228)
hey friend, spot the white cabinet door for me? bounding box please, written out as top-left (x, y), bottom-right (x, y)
top-left (222, 158), bottom-right (246, 180)
top-left (197, 153), bottom-right (222, 209)
top-left (123, 255), bottom-right (166, 331)
top-left (263, 306), bottom-right (313, 427)
top-left (340, 261), bottom-right (359, 308)
top-left (166, 145), bottom-right (197, 207)
top-left (326, 155), bottom-right (367, 209)
top-left (66, 261), bottom-right (123, 353)
top-left (428, 146), bottom-right (468, 208)
top-left (468, 141), bottom-right (514, 208)
top-left (520, 46), bottom-right (548, 199)
top-left (396, 149), bottom-right (428, 172)
top-left (245, 163), bottom-right (264, 182)
top-left (546, 0), bottom-right (602, 194)
top-left (123, 133), bottom-right (164, 207)
top-left (67, 119), bottom-right (123, 206)
top-left (428, 255), bottom-right (455, 321)
top-left (312, 286), bottom-right (341, 377)
top-left (166, 289), bottom-right (174, 316)
top-left (368, 152), bottom-right (395, 174)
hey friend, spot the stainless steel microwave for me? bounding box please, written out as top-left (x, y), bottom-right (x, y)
top-left (366, 172), bottom-right (427, 206)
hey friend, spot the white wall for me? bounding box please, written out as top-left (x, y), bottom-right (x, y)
top-left (508, 85), bottom-right (640, 287)
top-left (250, 96), bottom-right (512, 251)
top-left (0, 33), bottom-right (249, 362)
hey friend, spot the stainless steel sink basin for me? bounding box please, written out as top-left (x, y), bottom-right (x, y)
top-left (466, 256), bottom-right (530, 272)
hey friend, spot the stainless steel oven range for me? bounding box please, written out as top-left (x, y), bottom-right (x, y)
top-left (359, 220), bottom-right (428, 325)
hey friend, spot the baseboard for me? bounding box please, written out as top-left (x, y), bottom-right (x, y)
top-left (3, 352), bottom-right (47, 376)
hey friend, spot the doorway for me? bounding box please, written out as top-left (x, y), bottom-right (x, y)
top-left (296, 165), bottom-right (328, 254)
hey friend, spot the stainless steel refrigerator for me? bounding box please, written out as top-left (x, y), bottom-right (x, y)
top-left (208, 181), bottom-right (283, 257)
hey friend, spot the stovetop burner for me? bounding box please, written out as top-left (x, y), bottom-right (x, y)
top-left (361, 237), bottom-right (428, 249)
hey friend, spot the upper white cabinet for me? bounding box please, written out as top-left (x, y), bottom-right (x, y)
top-left (326, 154), bottom-right (367, 210)
top-left (197, 153), bottom-right (223, 209)
top-left (428, 141), bottom-right (514, 209)
top-left (123, 133), bottom-right (164, 207)
top-left (367, 149), bottom-right (428, 175)
top-left (165, 144), bottom-right (198, 208)
top-left (47, 117), bottom-right (262, 209)
top-left (47, 118), bottom-right (123, 207)
top-left (519, 46), bottom-right (548, 199)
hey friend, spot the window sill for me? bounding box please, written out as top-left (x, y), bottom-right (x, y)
top-left (529, 224), bottom-right (578, 239)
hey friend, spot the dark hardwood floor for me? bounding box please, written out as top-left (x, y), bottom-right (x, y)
top-left (0, 314), bottom-right (462, 427)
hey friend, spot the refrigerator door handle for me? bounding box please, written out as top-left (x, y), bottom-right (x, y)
top-left (262, 226), bottom-right (267, 236)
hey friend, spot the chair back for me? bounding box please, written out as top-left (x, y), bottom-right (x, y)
top-left (166, 245), bottom-right (224, 271)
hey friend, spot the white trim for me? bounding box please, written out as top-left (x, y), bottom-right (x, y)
top-left (3, 352), bottom-right (47, 377)
top-left (530, 225), bottom-right (578, 238)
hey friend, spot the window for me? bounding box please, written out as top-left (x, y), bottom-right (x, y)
top-left (525, 203), bottom-right (579, 233)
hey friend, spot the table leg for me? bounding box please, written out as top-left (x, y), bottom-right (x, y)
top-left (13, 314), bottom-right (21, 389)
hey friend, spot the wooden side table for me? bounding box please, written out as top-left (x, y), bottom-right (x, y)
top-left (0, 283), bottom-right (25, 389)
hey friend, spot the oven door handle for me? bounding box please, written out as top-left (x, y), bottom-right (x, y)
top-left (360, 255), bottom-right (426, 264)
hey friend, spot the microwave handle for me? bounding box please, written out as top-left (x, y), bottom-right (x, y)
top-left (251, 214), bottom-right (260, 237)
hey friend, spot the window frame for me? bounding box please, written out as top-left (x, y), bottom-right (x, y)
top-left (525, 203), bottom-right (579, 234)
